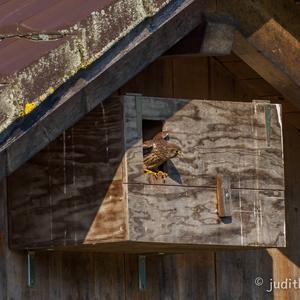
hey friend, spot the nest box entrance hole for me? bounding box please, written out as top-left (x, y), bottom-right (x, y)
top-left (142, 119), bottom-right (163, 141)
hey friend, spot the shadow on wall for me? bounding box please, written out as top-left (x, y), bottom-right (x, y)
top-left (278, 121), bottom-right (300, 266)
top-left (216, 249), bottom-right (274, 299)
top-left (7, 97), bottom-right (128, 248)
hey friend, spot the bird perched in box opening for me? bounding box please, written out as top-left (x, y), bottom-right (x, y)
top-left (143, 131), bottom-right (182, 178)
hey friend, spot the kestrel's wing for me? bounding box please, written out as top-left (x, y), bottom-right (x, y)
top-left (143, 132), bottom-right (169, 149)
top-left (143, 150), bottom-right (167, 170)
top-left (143, 139), bottom-right (154, 157)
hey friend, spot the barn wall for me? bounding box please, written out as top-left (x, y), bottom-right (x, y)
top-left (1, 55), bottom-right (299, 299)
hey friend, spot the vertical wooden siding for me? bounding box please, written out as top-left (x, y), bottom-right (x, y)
top-left (1, 55), bottom-right (299, 299)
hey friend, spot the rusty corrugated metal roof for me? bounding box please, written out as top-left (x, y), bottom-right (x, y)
top-left (0, 0), bottom-right (171, 135)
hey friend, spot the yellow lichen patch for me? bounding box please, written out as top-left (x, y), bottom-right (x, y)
top-left (48, 86), bottom-right (55, 94)
top-left (19, 86), bottom-right (56, 117)
top-left (80, 58), bottom-right (94, 69)
top-left (39, 86), bottom-right (55, 101)
top-left (21, 102), bottom-right (37, 116)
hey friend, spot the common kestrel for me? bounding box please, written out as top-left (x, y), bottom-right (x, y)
top-left (143, 131), bottom-right (182, 178)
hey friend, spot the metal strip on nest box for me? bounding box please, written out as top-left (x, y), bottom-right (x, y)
top-left (27, 251), bottom-right (35, 288)
top-left (138, 255), bottom-right (146, 291)
top-left (216, 175), bottom-right (232, 218)
top-left (264, 104), bottom-right (272, 147)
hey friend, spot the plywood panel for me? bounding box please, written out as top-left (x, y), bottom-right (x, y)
top-left (8, 97), bottom-right (126, 249)
top-left (127, 184), bottom-right (285, 247)
top-left (126, 141), bottom-right (283, 190)
top-left (0, 179), bottom-right (30, 300)
top-left (141, 98), bottom-right (282, 147)
top-left (125, 97), bottom-right (284, 191)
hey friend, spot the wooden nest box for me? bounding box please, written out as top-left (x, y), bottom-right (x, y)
top-left (8, 95), bottom-right (286, 252)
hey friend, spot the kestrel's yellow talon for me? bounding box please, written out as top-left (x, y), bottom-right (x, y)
top-left (144, 169), bottom-right (159, 177)
top-left (157, 171), bottom-right (168, 178)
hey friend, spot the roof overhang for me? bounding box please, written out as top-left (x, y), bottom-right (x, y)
top-left (0, 0), bottom-right (216, 180)
top-left (1, 0), bottom-right (300, 180)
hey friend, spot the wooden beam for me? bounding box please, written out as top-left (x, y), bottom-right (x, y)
top-left (0, 0), bottom-right (215, 180)
top-left (164, 18), bottom-right (235, 56)
top-left (232, 31), bottom-right (300, 111)
top-left (218, 0), bottom-right (300, 110)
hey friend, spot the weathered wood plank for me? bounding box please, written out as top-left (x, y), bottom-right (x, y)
top-left (210, 57), bottom-right (236, 100)
top-left (199, 20), bottom-right (235, 56)
top-left (172, 57), bottom-right (209, 98)
top-left (9, 208), bottom-right (52, 248)
top-left (140, 98), bottom-right (282, 147)
top-left (216, 250), bottom-right (274, 300)
top-left (124, 252), bottom-right (216, 300)
top-left (8, 144), bottom-right (52, 212)
top-left (164, 20), bottom-right (234, 57)
top-left (127, 183), bottom-right (285, 247)
top-left (8, 97), bottom-right (124, 211)
top-left (123, 95), bottom-right (143, 149)
top-left (125, 138), bottom-right (284, 190)
top-left (61, 252), bottom-right (93, 300)
top-left (220, 59), bottom-right (260, 80)
top-left (4, 251), bottom-right (127, 299)
top-left (0, 180), bottom-right (30, 299)
top-left (0, 151), bottom-right (6, 180)
top-left (28, 253), bottom-right (50, 300)
top-left (94, 253), bottom-right (125, 300)
top-left (48, 252), bottom-right (63, 299)
top-left (83, 180), bottom-right (127, 244)
top-left (10, 177), bottom-right (126, 249)
top-left (232, 30), bottom-right (300, 110)
top-left (120, 58), bottom-right (174, 98)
